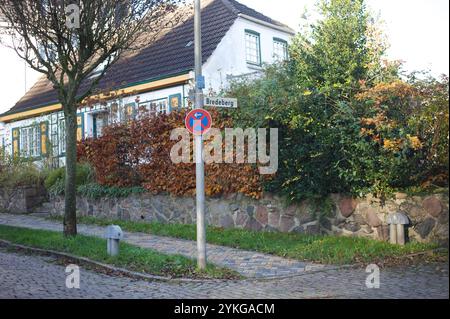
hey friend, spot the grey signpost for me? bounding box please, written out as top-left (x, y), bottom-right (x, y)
top-left (194, 0), bottom-right (207, 270)
top-left (192, 0), bottom-right (238, 270)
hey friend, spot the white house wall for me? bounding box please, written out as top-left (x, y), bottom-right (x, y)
top-left (202, 17), bottom-right (292, 93)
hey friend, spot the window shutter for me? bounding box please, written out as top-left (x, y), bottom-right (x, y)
top-left (125, 103), bottom-right (137, 120)
top-left (169, 94), bottom-right (182, 112)
top-left (11, 128), bottom-right (20, 158)
top-left (40, 122), bottom-right (49, 157)
top-left (77, 114), bottom-right (84, 141)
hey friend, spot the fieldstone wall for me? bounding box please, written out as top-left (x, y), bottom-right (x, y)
top-left (43, 190), bottom-right (449, 246)
top-left (0, 186), bottom-right (48, 214)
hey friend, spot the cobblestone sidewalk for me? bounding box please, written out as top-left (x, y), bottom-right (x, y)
top-left (0, 248), bottom-right (448, 299)
top-left (0, 213), bottom-right (327, 278)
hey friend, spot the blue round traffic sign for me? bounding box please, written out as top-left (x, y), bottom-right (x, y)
top-left (185, 109), bottom-right (212, 135)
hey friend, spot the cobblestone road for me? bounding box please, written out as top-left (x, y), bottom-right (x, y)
top-left (0, 214), bottom-right (326, 278)
top-left (0, 248), bottom-right (448, 299)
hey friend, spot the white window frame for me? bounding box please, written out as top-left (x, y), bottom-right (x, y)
top-left (20, 125), bottom-right (41, 158)
top-left (139, 98), bottom-right (169, 116)
top-left (245, 30), bottom-right (261, 66)
top-left (273, 38), bottom-right (288, 61)
top-left (93, 112), bottom-right (109, 138)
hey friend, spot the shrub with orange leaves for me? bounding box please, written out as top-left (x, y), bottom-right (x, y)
top-left (357, 81), bottom-right (426, 153)
top-left (406, 135), bottom-right (423, 151)
top-left (355, 80), bottom-right (417, 108)
top-left (78, 109), bottom-right (265, 199)
top-left (355, 77), bottom-right (448, 193)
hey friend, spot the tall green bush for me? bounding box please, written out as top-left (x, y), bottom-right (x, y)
top-left (44, 167), bottom-right (65, 189)
top-left (45, 163), bottom-right (94, 195)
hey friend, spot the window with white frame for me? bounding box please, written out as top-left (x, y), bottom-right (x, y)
top-left (140, 98), bottom-right (169, 115)
top-left (20, 125), bottom-right (40, 158)
top-left (155, 99), bottom-right (168, 114)
top-left (245, 30), bottom-right (261, 65)
top-left (93, 113), bottom-right (108, 138)
top-left (121, 103), bottom-right (137, 122)
top-left (273, 38), bottom-right (288, 61)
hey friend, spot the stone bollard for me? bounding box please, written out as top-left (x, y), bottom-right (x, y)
top-left (387, 212), bottom-right (409, 245)
top-left (105, 225), bottom-right (124, 256)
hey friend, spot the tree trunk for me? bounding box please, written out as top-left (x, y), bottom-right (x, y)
top-left (63, 107), bottom-right (78, 237)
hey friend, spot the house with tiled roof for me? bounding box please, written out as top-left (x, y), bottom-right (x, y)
top-left (0, 0), bottom-right (294, 167)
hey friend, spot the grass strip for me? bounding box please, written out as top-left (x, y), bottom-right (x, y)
top-left (49, 215), bottom-right (444, 265)
top-left (0, 224), bottom-right (241, 280)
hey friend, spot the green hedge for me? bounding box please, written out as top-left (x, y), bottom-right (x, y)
top-left (45, 163), bottom-right (94, 195)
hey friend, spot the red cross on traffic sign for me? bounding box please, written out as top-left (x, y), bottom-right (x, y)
top-left (185, 109), bottom-right (212, 135)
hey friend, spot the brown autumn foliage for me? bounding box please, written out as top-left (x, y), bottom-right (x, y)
top-left (77, 109), bottom-right (264, 198)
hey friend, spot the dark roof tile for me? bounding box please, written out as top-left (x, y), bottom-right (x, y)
top-left (222, 0), bottom-right (291, 29)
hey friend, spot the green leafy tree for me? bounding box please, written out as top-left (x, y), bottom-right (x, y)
top-left (291, 0), bottom-right (373, 97)
top-left (274, 0), bottom-right (389, 200)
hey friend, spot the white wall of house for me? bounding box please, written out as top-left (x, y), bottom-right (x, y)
top-left (203, 16), bottom-right (292, 93)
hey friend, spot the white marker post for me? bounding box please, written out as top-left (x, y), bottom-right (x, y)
top-left (194, 0), bottom-right (207, 270)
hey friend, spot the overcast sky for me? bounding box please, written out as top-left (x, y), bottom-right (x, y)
top-left (0, 0), bottom-right (448, 114)
top-left (241, 0), bottom-right (449, 75)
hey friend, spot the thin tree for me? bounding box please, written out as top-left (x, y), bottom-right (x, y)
top-left (0, 0), bottom-right (185, 236)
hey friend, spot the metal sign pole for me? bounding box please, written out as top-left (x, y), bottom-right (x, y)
top-left (194, 0), bottom-right (206, 270)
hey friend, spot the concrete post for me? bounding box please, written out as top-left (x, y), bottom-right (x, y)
top-left (396, 224), bottom-right (405, 246)
top-left (105, 225), bottom-right (123, 257)
top-left (390, 224), bottom-right (397, 244)
top-left (107, 238), bottom-right (120, 256)
top-left (387, 212), bottom-right (409, 246)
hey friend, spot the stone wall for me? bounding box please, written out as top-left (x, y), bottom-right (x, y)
top-left (0, 186), bottom-right (48, 214)
top-left (42, 190), bottom-right (449, 246)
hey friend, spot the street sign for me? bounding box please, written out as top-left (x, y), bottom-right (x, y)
top-left (204, 97), bottom-right (238, 108)
top-left (185, 108), bottom-right (212, 135)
